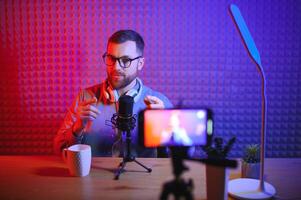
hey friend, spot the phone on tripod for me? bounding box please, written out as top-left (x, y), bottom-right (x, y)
top-left (139, 108), bottom-right (213, 148)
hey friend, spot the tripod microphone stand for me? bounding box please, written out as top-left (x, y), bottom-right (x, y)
top-left (112, 95), bottom-right (152, 180)
top-left (114, 129), bottom-right (152, 180)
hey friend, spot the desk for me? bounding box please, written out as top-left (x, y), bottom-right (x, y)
top-left (0, 156), bottom-right (300, 200)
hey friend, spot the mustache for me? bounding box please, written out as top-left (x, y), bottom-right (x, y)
top-left (110, 71), bottom-right (125, 76)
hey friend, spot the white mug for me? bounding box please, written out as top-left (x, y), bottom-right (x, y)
top-left (63, 144), bottom-right (91, 177)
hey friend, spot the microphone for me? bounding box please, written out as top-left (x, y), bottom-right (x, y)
top-left (117, 95), bottom-right (136, 131)
top-left (118, 95), bottom-right (134, 119)
top-left (107, 95), bottom-right (136, 132)
top-left (111, 95), bottom-right (152, 179)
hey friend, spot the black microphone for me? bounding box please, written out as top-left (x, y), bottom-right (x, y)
top-left (118, 95), bottom-right (134, 118)
top-left (106, 95), bottom-right (136, 132)
top-left (117, 95), bottom-right (136, 131)
top-left (112, 96), bottom-right (152, 179)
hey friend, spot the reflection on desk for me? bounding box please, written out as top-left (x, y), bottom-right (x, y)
top-left (0, 156), bottom-right (300, 200)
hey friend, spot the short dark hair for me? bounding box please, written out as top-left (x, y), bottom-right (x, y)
top-left (108, 30), bottom-right (144, 55)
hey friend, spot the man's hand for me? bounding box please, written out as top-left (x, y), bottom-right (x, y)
top-left (144, 95), bottom-right (165, 109)
top-left (73, 97), bottom-right (100, 136)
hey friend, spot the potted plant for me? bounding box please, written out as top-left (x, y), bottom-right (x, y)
top-left (202, 136), bottom-right (236, 200)
top-left (241, 144), bottom-right (260, 179)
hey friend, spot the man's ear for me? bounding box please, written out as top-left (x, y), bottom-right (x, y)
top-left (138, 57), bottom-right (145, 71)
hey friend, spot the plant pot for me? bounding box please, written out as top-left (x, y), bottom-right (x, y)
top-left (241, 162), bottom-right (260, 179)
top-left (206, 164), bottom-right (229, 200)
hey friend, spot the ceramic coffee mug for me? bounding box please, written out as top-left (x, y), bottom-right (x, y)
top-left (63, 144), bottom-right (91, 177)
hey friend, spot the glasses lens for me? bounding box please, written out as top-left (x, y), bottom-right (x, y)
top-left (120, 58), bottom-right (131, 68)
top-left (104, 55), bottom-right (116, 66)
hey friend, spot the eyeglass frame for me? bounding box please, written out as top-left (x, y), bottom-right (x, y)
top-left (102, 53), bottom-right (143, 69)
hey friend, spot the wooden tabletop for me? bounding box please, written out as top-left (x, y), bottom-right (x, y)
top-left (0, 156), bottom-right (300, 200)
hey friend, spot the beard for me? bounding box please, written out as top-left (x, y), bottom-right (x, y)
top-left (107, 70), bottom-right (138, 90)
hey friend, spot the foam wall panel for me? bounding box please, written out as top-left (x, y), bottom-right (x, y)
top-left (0, 0), bottom-right (300, 157)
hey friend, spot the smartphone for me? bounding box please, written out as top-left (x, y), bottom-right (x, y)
top-left (139, 109), bottom-right (213, 147)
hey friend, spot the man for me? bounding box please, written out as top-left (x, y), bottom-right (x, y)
top-left (161, 112), bottom-right (192, 146)
top-left (54, 30), bottom-right (172, 157)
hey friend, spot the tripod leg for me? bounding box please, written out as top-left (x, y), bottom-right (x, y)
top-left (114, 161), bottom-right (127, 180)
top-left (133, 159), bottom-right (152, 173)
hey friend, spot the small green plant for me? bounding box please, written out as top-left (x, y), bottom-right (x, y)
top-left (242, 144), bottom-right (260, 163)
top-left (202, 136), bottom-right (236, 159)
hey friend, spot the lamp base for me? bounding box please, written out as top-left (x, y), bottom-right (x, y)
top-left (228, 178), bottom-right (276, 199)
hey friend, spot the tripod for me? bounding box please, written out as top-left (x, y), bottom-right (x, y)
top-left (160, 147), bottom-right (194, 200)
top-left (114, 129), bottom-right (152, 180)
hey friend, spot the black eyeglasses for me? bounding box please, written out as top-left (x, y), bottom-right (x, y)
top-left (102, 53), bottom-right (142, 69)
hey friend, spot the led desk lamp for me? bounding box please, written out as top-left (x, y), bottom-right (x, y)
top-left (228, 4), bottom-right (276, 199)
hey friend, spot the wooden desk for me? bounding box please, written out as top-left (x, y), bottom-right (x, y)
top-left (0, 156), bottom-right (300, 200)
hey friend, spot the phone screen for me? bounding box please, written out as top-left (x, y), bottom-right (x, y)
top-left (139, 109), bottom-right (212, 147)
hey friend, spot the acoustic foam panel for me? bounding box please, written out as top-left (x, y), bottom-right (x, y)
top-left (0, 0), bottom-right (300, 157)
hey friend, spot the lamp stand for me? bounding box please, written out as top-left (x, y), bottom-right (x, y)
top-left (228, 63), bottom-right (276, 199)
top-left (228, 4), bottom-right (276, 199)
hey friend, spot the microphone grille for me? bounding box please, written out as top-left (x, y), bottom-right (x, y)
top-left (118, 95), bottom-right (134, 117)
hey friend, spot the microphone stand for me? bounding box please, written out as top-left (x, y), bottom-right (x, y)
top-left (114, 116), bottom-right (152, 180)
top-left (114, 129), bottom-right (152, 180)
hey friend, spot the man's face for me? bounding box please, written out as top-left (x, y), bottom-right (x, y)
top-left (106, 41), bottom-right (144, 90)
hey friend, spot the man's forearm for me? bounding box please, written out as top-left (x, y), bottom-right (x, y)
top-left (72, 120), bottom-right (85, 137)
top-left (53, 111), bottom-right (83, 154)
